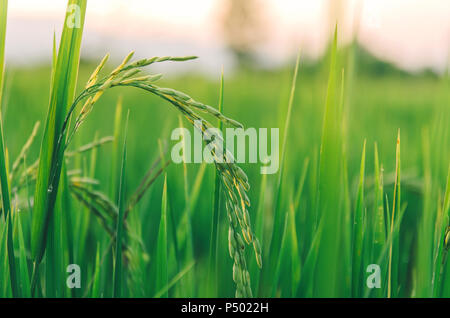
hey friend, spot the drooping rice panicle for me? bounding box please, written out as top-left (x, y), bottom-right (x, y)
top-left (47, 50), bottom-right (261, 297)
top-left (10, 121), bottom-right (40, 182)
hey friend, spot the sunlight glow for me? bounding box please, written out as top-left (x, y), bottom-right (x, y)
top-left (5, 0), bottom-right (450, 73)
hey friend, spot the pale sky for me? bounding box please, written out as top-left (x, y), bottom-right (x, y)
top-left (4, 0), bottom-right (450, 74)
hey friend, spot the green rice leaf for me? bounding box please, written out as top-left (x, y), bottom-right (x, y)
top-left (314, 25), bottom-right (345, 297)
top-left (352, 139), bottom-right (366, 296)
top-left (155, 175), bottom-right (169, 297)
top-left (31, 0), bottom-right (87, 267)
top-left (113, 110), bottom-right (129, 297)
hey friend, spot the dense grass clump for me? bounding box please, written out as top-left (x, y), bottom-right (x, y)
top-left (0, 0), bottom-right (449, 298)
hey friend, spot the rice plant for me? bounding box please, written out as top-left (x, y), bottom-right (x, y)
top-left (0, 0), bottom-right (449, 299)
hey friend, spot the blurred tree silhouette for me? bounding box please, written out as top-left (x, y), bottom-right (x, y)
top-left (219, 0), bottom-right (267, 67)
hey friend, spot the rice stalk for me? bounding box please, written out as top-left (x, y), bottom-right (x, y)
top-left (69, 186), bottom-right (116, 237)
top-left (387, 129), bottom-right (401, 298)
top-left (0, 0), bottom-right (20, 298)
top-left (31, 0), bottom-right (87, 274)
top-left (208, 68), bottom-right (225, 296)
top-left (16, 214), bottom-right (31, 297)
top-left (154, 261), bottom-right (195, 298)
top-left (113, 110), bottom-right (129, 297)
top-left (125, 159), bottom-right (170, 219)
top-left (65, 136), bottom-right (113, 157)
top-left (261, 51), bottom-right (300, 296)
top-left (314, 25), bottom-right (345, 297)
top-left (49, 51), bottom-right (260, 297)
top-left (372, 143), bottom-right (386, 297)
top-left (352, 139), bottom-right (366, 296)
top-left (10, 121), bottom-right (40, 183)
top-left (110, 96), bottom-right (123, 201)
top-left (154, 175), bottom-right (169, 298)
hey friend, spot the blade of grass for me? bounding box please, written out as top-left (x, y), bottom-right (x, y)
top-left (59, 163), bottom-right (74, 297)
top-left (336, 67), bottom-right (352, 297)
top-left (352, 139), bottom-right (366, 297)
top-left (113, 110), bottom-right (129, 298)
top-left (10, 121), bottom-right (40, 183)
top-left (110, 96), bottom-right (123, 201)
top-left (16, 213), bottom-right (31, 297)
top-left (178, 115), bottom-right (189, 204)
top-left (271, 207), bottom-right (289, 297)
top-left (417, 128), bottom-right (434, 297)
top-left (0, 223), bottom-right (10, 296)
top-left (45, 160), bottom-right (72, 297)
top-left (91, 243), bottom-right (101, 297)
top-left (208, 67), bottom-right (225, 297)
top-left (154, 261), bottom-right (195, 298)
top-left (372, 143), bottom-right (386, 297)
top-left (252, 172), bottom-right (267, 296)
top-left (364, 202), bottom-right (408, 297)
top-left (435, 165), bottom-right (450, 296)
top-left (76, 132), bottom-right (98, 264)
top-left (31, 0), bottom-right (87, 272)
top-left (314, 26), bottom-right (344, 297)
top-left (177, 162), bottom-right (207, 296)
top-left (5, 213), bottom-right (18, 296)
top-left (387, 129), bottom-right (401, 298)
top-left (0, 0), bottom-right (19, 298)
top-left (297, 218), bottom-right (324, 297)
top-left (263, 51), bottom-right (300, 295)
top-left (154, 174), bottom-right (169, 298)
top-left (272, 194), bottom-right (301, 297)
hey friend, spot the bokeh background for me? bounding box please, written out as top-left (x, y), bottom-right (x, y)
top-left (5, 0), bottom-right (450, 74)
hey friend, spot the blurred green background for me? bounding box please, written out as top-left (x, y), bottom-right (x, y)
top-left (3, 45), bottom-right (448, 296)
